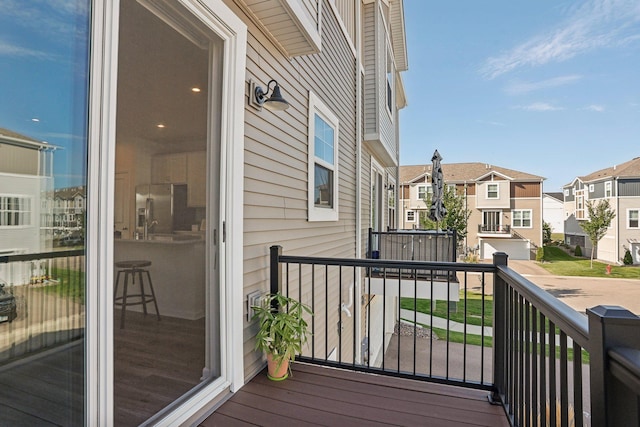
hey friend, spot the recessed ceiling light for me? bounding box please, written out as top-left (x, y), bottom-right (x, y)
top-left (191, 87), bottom-right (201, 93)
top-left (157, 124), bottom-right (166, 128)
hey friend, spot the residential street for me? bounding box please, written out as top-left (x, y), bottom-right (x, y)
top-left (507, 260), bottom-right (640, 315)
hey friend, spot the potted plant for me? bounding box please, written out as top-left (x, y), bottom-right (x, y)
top-left (252, 292), bottom-right (313, 381)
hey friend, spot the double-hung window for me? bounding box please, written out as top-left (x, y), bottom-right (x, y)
top-left (605, 181), bottom-right (612, 198)
top-left (308, 92), bottom-right (339, 221)
top-left (417, 185), bottom-right (429, 200)
top-left (629, 209), bottom-right (639, 229)
top-left (512, 209), bottom-right (532, 228)
top-left (0, 195), bottom-right (32, 227)
top-left (406, 210), bottom-right (415, 222)
top-left (487, 183), bottom-right (498, 199)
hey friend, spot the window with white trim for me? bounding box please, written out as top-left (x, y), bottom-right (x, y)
top-left (386, 43), bottom-right (393, 114)
top-left (605, 181), bottom-right (612, 198)
top-left (0, 195), bottom-right (32, 227)
top-left (629, 209), bottom-right (639, 229)
top-left (308, 92), bottom-right (339, 221)
top-left (406, 210), bottom-right (415, 222)
top-left (487, 183), bottom-right (498, 199)
top-left (564, 189), bottom-right (569, 197)
top-left (589, 184), bottom-right (594, 192)
top-left (417, 185), bottom-right (431, 200)
top-left (512, 209), bottom-right (532, 228)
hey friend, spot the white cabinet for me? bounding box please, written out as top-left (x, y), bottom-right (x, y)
top-left (151, 153), bottom-right (187, 184)
top-left (187, 151), bottom-right (206, 207)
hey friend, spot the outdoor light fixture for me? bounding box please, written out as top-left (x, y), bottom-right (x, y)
top-left (251, 79), bottom-right (290, 111)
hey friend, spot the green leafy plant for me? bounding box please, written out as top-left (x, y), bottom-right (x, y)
top-left (623, 249), bottom-right (633, 265)
top-left (252, 293), bottom-right (313, 378)
top-left (536, 247), bottom-right (545, 262)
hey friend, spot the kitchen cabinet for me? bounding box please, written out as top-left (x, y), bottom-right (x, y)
top-left (187, 151), bottom-right (206, 207)
top-left (151, 153), bottom-right (187, 184)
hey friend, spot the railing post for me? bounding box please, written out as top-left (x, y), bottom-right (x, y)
top-left (587, 305), bottom-right (640, 427)
top-left (367, 227), bottom-right (373, 259)
top-left (490, 252), bottom-right (508, 405)
top-left (270, 245), bottom-right (282, 301)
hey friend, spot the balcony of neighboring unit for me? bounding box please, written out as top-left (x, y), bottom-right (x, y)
top-left (478, 224), bottom-right (512, 237)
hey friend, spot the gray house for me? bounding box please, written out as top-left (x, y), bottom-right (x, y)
top-left (564, 156), bottom-right (640, 264)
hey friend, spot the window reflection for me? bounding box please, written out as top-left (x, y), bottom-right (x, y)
top-left (0, 2), bottom-right (90, 425)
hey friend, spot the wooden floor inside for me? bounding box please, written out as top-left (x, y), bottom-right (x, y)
top-left (202, 363), bottom-right (510, 427)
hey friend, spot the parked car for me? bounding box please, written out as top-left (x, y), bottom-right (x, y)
top-left (59, 233), bottom-right (84, 247)
top-left (0, 280), bottom-right (17, 323)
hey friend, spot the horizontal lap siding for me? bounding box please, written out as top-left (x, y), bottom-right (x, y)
top-left (230, 0), bottom-right (358, 379)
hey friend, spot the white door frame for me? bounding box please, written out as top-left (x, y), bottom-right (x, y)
top-left (87, 0), bottom-right (246, 424)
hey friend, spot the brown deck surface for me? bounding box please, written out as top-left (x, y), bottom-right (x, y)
top-left (201, 363), bottom-right (510, 426)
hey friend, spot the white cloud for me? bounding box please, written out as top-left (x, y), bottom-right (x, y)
top-left (476, 120), bottom-right (507, 127)
top-left (513, 102), bottom-right (565, 112)
top-left (505, 75), bottom-right (582, 95)
top-left (0, 40), bottom-right (53, 59)
top-left (480, 0), bottom-right (640, 79)
top-left (584, 104), bottom-right (605, 112)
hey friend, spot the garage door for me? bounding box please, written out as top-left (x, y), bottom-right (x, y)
top-left (482, 239), bottom-right (530, 260)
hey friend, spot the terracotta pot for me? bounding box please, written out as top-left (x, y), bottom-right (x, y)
top-left (266, 353), bottom-right (289, 381)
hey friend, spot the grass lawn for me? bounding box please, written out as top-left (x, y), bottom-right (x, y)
top-left (400, 290), bottom-right (493, 327)
top-left (539, 246), bottom-right (640, 279)
top-left (36, 267), bottom-right (85, 302)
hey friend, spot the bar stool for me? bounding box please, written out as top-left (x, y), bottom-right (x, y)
top-left (114, 260), bottom-right (160, 329)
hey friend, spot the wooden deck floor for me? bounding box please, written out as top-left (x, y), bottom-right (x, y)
top-left (202, 363), bottom-right (510, 427)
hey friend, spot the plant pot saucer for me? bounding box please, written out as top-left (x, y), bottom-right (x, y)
top-left (267, 372), bottom-right (289, 381)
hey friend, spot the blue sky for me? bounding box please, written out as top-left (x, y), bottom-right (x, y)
top-left (400, 0), bottom-right (640, 191)
top-left (0, 1), bottom-right (90, 188)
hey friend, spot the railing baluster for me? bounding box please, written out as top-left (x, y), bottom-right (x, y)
top-left (532, 306), bottom-right (539, 427)
top-left (481, 271), bottom-right (485, 385)
top-left (463, 271), bottom-right (467, 383)
top-left (325, 264), bottom-right (328, 361)
top-left (549, 320), bottom-right (557, 427)
top-left (573, 341), bottom-right (583, 427)
top-left (518, 293), bottom-right (524, 427)
top-left (560, 331), bottom-right (568, 427)
top-left (525, 300), bottom-right (531, 427)
top-left (540, 314), bottom-right (547, 427)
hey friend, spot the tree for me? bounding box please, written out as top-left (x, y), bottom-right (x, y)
top-left (542, 221), bottom-right (552, 245)
top-left (580, 199), bottom-right (616, 268)
top-left (421, 186), bottom-right (471, 239)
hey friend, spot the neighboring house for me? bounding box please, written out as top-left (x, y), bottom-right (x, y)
top-left (0, 128), bottom-right (55, 256)
top-left (563, 156), bottom-right (640, 264)
top-left (1, 0), bottom-right (409, 424)
top-left (53, 186), bottom-right (86, 233)
top-left (543, 192), bottom-right (564, 235)
top-left (399, 163), bottom-right (544, 260)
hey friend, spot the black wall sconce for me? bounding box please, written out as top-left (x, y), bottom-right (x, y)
top-left (250, 79), bottom-right (290, 111)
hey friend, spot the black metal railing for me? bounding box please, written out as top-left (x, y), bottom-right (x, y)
top-left (478, 224), bottom-right (511, 234)
top-left (270, 245), bottom-right (640, 427)
top-left (0, 249), bottom-right (85, 364)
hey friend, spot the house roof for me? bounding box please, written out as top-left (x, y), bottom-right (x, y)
top-left (0, 127), bottom-right (55, 150)
top-left (544, 192), bottom-right (564, 202)
top-left (399, 163), bottom-right (544, 184)
top-left (577, 156), bottom-right (640, 183)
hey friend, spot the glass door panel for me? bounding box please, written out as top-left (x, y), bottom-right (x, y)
top-left (0, 2), bottom-right (90, 425)
top-left (113, 1), bottom-right (220, 424)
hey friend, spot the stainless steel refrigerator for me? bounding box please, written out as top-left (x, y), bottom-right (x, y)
top-left (135, 184), bottom-right (175, 236)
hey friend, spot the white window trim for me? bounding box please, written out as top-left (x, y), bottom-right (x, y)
top-left (589, 184), bottom-right (595, 192)
top-left (308, 91), bottom-right (340, 222)
top-left (512, 209), bottom-right (533, 228)
top-left (628, 209), bottom-right (640, 229)
top-left (487, 183), bottom-right (499, 199)
top-left (406, 210), bottom-right (416, 222)
top-left (605, 181), bottom-right (612, 197)
top-left (417, 185), bottom-right (427, 200)
top-left (564, 189), bottom-right (569, 196)
top-left (0, 194), bottom-right (33, 228)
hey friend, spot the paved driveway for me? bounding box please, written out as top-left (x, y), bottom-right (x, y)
top-left (507, 260), bottom-right (640, 315)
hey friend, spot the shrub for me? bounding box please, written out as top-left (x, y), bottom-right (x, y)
top-left (574, 245), bottom-right (582, 257)
top-left (623, 249), bottom-right (633, 265)
top-left (536, 247), bottom-right (545, 262)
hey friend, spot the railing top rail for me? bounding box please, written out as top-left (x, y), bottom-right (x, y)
top-left (372, 229), bottom-right (455, 237)
top-left (277, 254), bottom-right (495, 273)
top-left (0, 249), bottom-right (85, 263)
top-left (496, 265), bottom-right (589, 348)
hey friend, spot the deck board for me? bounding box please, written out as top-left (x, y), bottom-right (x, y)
top-left (201, 363), bottom-right (510, 426)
